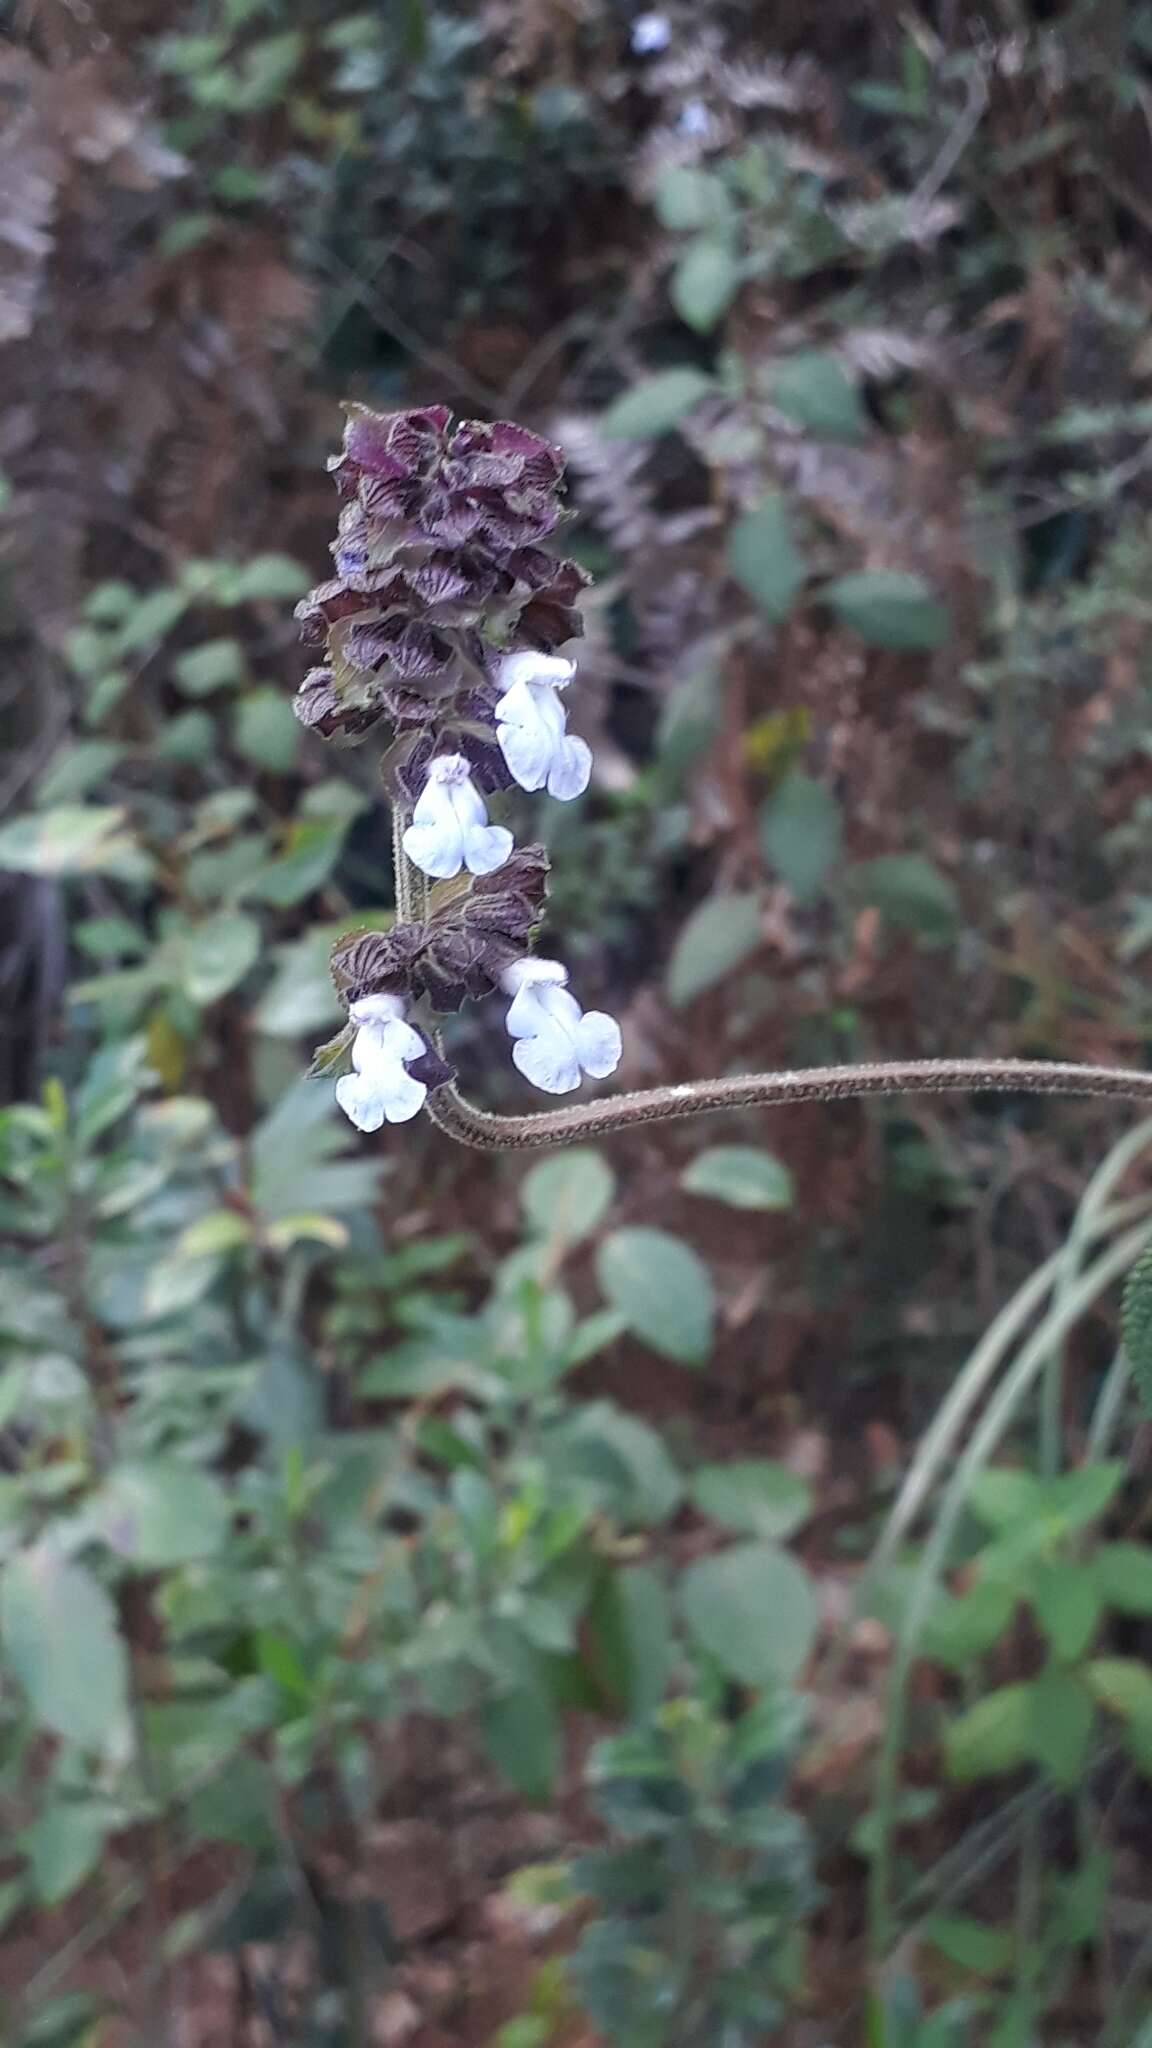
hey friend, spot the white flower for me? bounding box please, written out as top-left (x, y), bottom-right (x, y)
top-left (631, 11), bottom-right (671, 53)
top-left (401, 754), bottom-right (514, 879)
top-left (494, 653), bottom-right (591, 802)
top-left (335, 994), bottom-right (428, 1130)
top-left (677, 98), bottom-right (712, 136)
top-left (501, 959), bottom-right (622, 1096)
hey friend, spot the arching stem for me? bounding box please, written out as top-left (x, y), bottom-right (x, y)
top-left (393, 814), bottom-right (1152, 1154)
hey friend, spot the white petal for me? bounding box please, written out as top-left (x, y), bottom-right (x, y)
top-left (402, 816), bottom-right (465, 878)
top-left (445, 773), bottom-right (486, 833)
top-left (335, 1072), bottom-right (389, 1132)
top-left (575, 1010), bottom-right (622, 1079)
top-left (512, 1028), bottom-right (583, 1095)
top-left (537, 984), bottom-right (585, 1035)
top-left (497, 718), bottom-right (552, 792)
top-left (501, 956), bottom-right (567, 995)
top-left (498, 652), bottom-right (575, 692)
top-left (377, 1064), bottom-right (428, 1122)
top-left (545, 734), bottom-right (592, 802)
top-left (462, 822), bottom-right (514, 875)
top-left (336, 1056), bottom-right (426, 1126)
top-left (493, 674), bottom-right (539, 724)
top-left (349, 994), bottom-right (405, 1027)
top-left (376, 1016), bottom-right (426, 1065)
top-left (411, 769), bottom-right (457, 826)
top-left (506, 968), bottom-right (572, 1038)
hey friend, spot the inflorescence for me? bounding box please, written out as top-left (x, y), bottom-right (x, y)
top-left (297, 403), bottom-right (621, 1132)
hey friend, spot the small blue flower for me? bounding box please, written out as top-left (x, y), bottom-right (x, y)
top-left (631, 11), bottom-right (672, 54)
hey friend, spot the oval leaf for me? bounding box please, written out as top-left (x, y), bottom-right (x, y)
top-left (759, 772), bottom-right (842, 902)
top-left (672, 235), bottom-right (739, 333)
top-left (679, 1541), bottom-right (816, 1685)
top-left (822, 569), bottom-right (949, 651)
top-left (520, 1150), bottom-right (616, 1247)
top-left (727, 494), bottom-right (805, 623)
top-left (1, 1548), bottom-right (130, 1753)
top-left (666, 892), bottom-right (762, 1008)
top-left (180, 910), bottom-right (261, 1005)
top-left (92, 1462), bottom-right (231, 1567)
top-left (596, 1227), bottom-right (714, 1366)
top-left (601, 368), bottom-right (715, 439)
top-left (682, 1145), bottom-right (794, 1211)
top-left (691, 1461), bottom-right (812, 1539)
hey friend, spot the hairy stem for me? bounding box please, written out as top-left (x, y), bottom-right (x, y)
top-left (393, 815), bottom-right (1152, 1153)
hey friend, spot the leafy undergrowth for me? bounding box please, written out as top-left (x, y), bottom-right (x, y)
top-left (6, 1), bottom-right (1152, 2043)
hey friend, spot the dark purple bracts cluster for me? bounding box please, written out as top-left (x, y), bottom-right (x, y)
top-left (293, 403), bottom-right (587, 777)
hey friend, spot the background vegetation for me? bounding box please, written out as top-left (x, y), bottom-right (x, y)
top-left (6, 0), bottom-right (1152, 2041)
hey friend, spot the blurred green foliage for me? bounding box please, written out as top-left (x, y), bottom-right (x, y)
top-left (8, 0), bottom-right (1152, 2041)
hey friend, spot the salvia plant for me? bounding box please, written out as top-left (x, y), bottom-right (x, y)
top-left (298, 402), bottom-right (1152, 1155)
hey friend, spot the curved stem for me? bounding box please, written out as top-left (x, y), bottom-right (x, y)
top-left (424, 1055), bottom-right (1152, 1153)
top-left (392, 816), bottom-right (1152, 1153)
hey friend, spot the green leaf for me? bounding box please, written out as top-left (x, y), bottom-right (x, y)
top-left (671, 235), bottom-right (740, 332)
top-left (480, 1678), bottom-right (560, 1802)
top-left (92, 1461), bottom-right (230, 1567)
top-left (225, 552), bottom-right (310, 600)
top-left (691, 1460), bottom-right (811, 1538)
top-left (769, 350), bottom-right (868, 441)
top-left (1029, 1561), bottom-right (1101, 1661)
top-left (179, 910), bottom-right (261, 1005)
top-left (967, 1468), bottom-right (1045, 1530)
top-left (588, 1564), bottom-right (672, 1720)
top-left (923, 1913), bottom-right (1014, 1978)
top-left (559, 1402), bottom-right (683, 1524)
top-left (245, 818), bottom-right (348, 905)
top-left (1095, 1542), bottom-right (1152, 1615)
top-left (654, 165), bottom-right (731, 230)
top-left (1085, 1656), bottom-right (1152, 1722)
top-left (0, 805), bottom-right (145, 880)
top-left (759, 772), bottom-right (842, 901)
top-left (175, 1208), bottom-right (254, 1259)
top-left (596, 1227), bottom-right (714, 1365)
top-left (253, 929), bottom-right (345, 1037)
top-left (821, 569), bottom-right (949, 650)
top-left (922, 1580), bottom-right (1017, 1667)
top-left (1, 1547), bottom-right (131, 1753)
top-left (157, 709), bottom-right (216, 762)
top-left (852, 853), bottom-right (959, 944)
top-left (263, 1212), bottom-right (349, 1251)
top-left (665, 891), bottom-right (762, 1007)
top-left (679, 1541), bottom-right (816, 1686)
top-left (233, 688), bottom-right (301, 773)
top-left (173, 637), bottom-right (245, 696)
top-left (601, 368), bottom-right (716, 439)
top-left (1122, 1242), bottom-right (1152, 1419)
top-left (681, 1144), bottom-right (794, 1210)
top-left (520, 1150), bottom-right (616, 1246)
top-left (1029, 1666), bottom-right (1093, 1786)
top-left (24, 1803), bottom-right (110, 1906)
top-left (116, 586), bottom-right (190, 652)
top-left (38, 741), bottom-right (125, 805)
top-left (727, 493), bottom-right (806, 622)
top-left (945, 1683), bottom-right (1032, 1781)
top-left (1044, 1461), bottom-right (1124, 1531)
